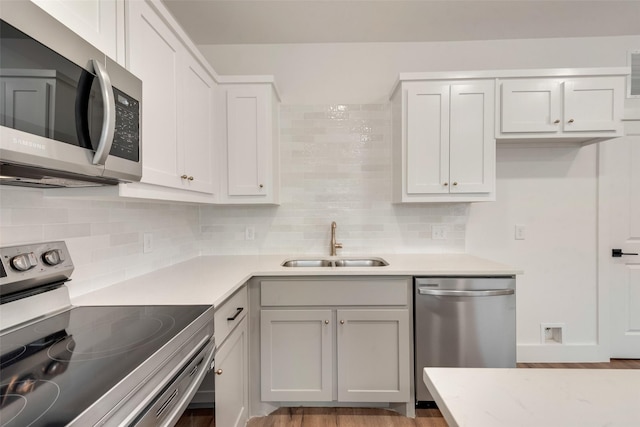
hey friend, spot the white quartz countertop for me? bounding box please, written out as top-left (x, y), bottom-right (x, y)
top-left (71, 253), bottom-right (520, 308)
top-left (423, 367), bottom-right (640, 427)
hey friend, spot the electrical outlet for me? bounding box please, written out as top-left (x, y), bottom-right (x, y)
top-left (143, 232), bottom-right (154, 253)
top-left (245, 226), bottom-right (255, 241)
top-left (515, 225), bottom-right (526, 240)
top-left (431, 225), bottom-right (447, 240)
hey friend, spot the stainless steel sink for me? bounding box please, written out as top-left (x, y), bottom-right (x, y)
top-left (281, 259), bottom-right (333, 267)
top-left (334, 258), bottom-right (389, 267)
top-left (281, 257), bottom-right (388, 267)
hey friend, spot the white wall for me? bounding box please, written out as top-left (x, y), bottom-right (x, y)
top-left (198, 35), bottom-right (640, 104)
top-left (200, 35), bottom-right (640, 361)
top-left (0, 188), bottom-right (201, 298)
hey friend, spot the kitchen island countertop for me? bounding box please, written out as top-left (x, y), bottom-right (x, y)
top-left (423, 367), bottom-right (640, 427)
top-left (71, 253), bottom-right (520, 307)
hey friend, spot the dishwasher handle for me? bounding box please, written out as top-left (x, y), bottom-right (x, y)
top-left (418, 288), bottom-right (515, 297)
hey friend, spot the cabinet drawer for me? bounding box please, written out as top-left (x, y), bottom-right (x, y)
top-left (215, 285), bottom-right (248, 345)
top-left (261, 278), bottom-right (409, 307)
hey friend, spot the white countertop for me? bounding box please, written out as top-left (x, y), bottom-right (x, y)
top-left (423, 368), bottom-right (640, 427)
top-left (71, 253), bottom-right (520, 307)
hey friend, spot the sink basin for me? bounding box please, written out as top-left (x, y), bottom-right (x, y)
top-left (281, 259), bottom-right (332, 267)
top-left (281, 257), bottom-right (389, 267)
top-left (333, 258), bottom-right (389, 267)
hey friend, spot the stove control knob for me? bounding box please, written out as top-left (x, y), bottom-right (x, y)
top-left (11, 252), bottom-right (38, 271)
top-left (42, 249), bottom-right (64, 266)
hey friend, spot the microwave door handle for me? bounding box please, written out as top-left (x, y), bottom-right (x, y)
top-left (90, 59), bottom-right (116, 166)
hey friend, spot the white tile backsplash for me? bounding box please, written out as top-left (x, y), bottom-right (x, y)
top-left (199, 104), bottom-right (468, 256)
top-left (0, 187), bottom-right (201, 298)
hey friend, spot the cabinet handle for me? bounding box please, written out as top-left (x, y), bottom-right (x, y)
top-left (227, 307), bottom-right (244, 321)
top-left (340, 320), bottom-right (345, 325)
top-left (324, 320), bottom-right (329, 325)
top-left (188, 176), bottom-right (194, 181)
top-left (259, 184), bottom-right (264, 189)
top-left (181, 175), bottom-right (188, 179)
top-left (553, 119), bottom-right (560, 124)
top-left (443, 182), bottom-right (448, 186)
top-left (568, 119), bottom-right (575, 123)
top-left (215, 369), bottom-right (223, 375)
top-left (453, 182), bottom-right (458, 186)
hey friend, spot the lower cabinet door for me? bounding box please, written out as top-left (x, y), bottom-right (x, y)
top-left (215, 318), bottom-right (248, 427)
top-left (260, 309), bottom-right (333, 401)
top-left (336, 309), bottom-right (410, 402)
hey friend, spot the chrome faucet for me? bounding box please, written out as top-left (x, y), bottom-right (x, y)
top-left (330, 221), bottom-right (343, 256)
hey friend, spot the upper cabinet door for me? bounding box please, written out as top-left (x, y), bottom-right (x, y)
top-left (30, 0), bottom-right (123, 64)
top-left (500, 79), bottom-right (562, 133)
top-left (563, 77), bottom-right (625, 133)
top-left (127, 0), bottom-right (181, 189)
top-left (449, 82), bottom-right (495, 194)
top-left (179, 57), bottom-right (216, 194)
top-left (226, 85), bottom-right (270, 197)
top-left (406, 83), bottom-right (450, 194)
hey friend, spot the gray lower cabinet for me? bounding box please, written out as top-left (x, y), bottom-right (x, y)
top-left (259, 277), bottom-right (411, 404)
top-left (215, 317), bottom-right (248, 427)
top-left (198, 285), bottom-right (248, 427)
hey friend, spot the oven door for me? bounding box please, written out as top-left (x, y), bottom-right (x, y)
top-left (130, 338), bottom-right (215, 427)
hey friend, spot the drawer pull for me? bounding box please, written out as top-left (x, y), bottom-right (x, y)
top-left (227, 307), bottom-right (244, 321)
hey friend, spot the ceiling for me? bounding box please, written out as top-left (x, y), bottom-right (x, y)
top-left (161, 0), bottom-right (640, 45)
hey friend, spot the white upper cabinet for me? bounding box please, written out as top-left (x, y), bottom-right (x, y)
top-left (30, 0), bottom-right (124, 64)
top-left (215, 82), bottom-right (280, 204)
top-left (126, 0), bottom-right (216, 196)
top-left (394, 79), bottom-right (495, 203)
top-left (497, 74), bottom-right (626, 142)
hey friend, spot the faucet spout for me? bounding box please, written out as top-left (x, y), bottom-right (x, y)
top-left (330, 221), bottom-right (343, 256)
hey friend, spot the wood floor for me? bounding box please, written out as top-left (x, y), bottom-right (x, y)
top-left (178, 359), bottom-right (640, 427)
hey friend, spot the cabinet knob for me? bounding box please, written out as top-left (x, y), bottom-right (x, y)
top-left (453, 182), bottom-right (458, 186)
top-left (568, 119), bottom-right (575, 123)
top-left (259, 184), bottom-right (264, 189)
top-left (188, 176), bottom-right (194, 181)
top-left (215, 369), bottom-right (223, 375)
top-left (181, 174), bottom-right (188, 179)
top-left (443, 182), bottom-right (448, 186)
top-left (340, 320), bottom-right (345, 325)
top-left (324, 320), bottom-right (329, 325)
top-left (553, 119), bottom-right (560, 124)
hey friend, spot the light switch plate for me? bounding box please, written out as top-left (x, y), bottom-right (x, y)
top-left (515, 225), bottom-right (526, 240)
top-left (143, 232), bottom-right (154, 253)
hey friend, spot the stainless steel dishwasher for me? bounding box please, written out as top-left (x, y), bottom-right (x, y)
top-left (414, 276), bottom-right (516, 403)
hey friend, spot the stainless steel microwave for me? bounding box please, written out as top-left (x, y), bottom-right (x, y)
top-left (0, 1), bottom-right (142, 188)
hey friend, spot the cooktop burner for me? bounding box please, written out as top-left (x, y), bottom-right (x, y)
top-left (0, 305), bottom-right (209, 427)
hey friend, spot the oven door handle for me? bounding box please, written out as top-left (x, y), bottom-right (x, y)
top-left (418, 288), bottom-right (515, 297)
top-left (90, 59), bottom-right (116, 166)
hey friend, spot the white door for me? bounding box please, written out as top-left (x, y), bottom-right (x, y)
top-left (563, 77), bottom-right (625, 133)
top-left (449, 82), bottom-right (495, 194)
top-left (30, 0), bottom-right (122, 63)
top-left (602, 134), bottom-right (640, 357)
top-left (226, 85), bottom-right (268, 197)
top-left (215, 319), bottom-right (248, 427)
top-left (499, 79), bottom-right (561, 133)
top-left (260, 309), bottom-right (333, 401)
top-left (127, 0), bottom-right (181, 189)
top-left (563, 77), bottom-right (625, 132)
top-left (336, 309), bottom-right (410, 402)
top-left (179, 58), bottom-right (215, 194)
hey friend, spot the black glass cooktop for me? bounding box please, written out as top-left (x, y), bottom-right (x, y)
top-left (0, 305), bottom-right (209, 427)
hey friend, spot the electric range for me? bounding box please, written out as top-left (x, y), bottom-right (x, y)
top-left (0, 242), bottom-right (215, 426)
